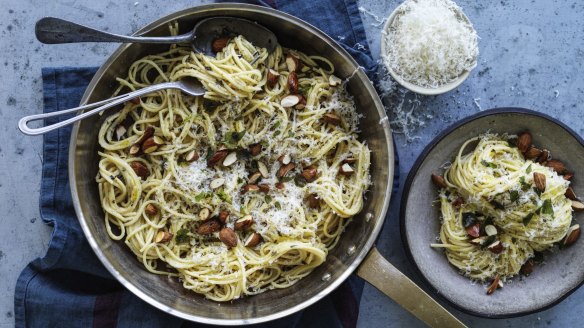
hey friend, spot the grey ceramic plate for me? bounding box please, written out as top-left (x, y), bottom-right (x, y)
top-left (401, 108), bottom-right (584, 318)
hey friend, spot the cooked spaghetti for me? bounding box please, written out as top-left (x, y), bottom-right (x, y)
top-left (431, 133), bottom-right (574, 283)
top-left (96, 24), bottom-right (370, 301)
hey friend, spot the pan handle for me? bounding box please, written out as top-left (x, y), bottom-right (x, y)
top-left (357, 247), bottom-right (467, 328)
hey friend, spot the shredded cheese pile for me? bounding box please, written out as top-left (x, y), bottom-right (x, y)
top-left (384, 0), bottom-right (479, 88)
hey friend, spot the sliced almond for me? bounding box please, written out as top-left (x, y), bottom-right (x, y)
top-left (563, 172), bottom-right (574, 181)
top-left (301, 166), bottom-right (318, 182)
top-left (278, 154), bottom-right (291, 165)
top-left (343, 157), bottom-right (357, 164)
top-left (486, 275), bottom-right (501, 295)
top-left (524, 146), bottom-right (542, 160)
top-left (431, 173), bottom-right (447, 189)
top-left (452, 197), bottom-right (464, 208)
top-left (485, 225), bottom-right (498, 236)
top-left (563, 224), bottom-right (580, 247)
top-left (199, 208), bottom-right (210, 221)
top-left (285, 53), bottom-right (299, 72)
top-left (258, 184), bottom-right (270, 193)
top-left (546, 159), bottom-right (567, 174)
top-left (154, 231), bottom-right (173, 243)
top-left (520, 260), bottom-right (534, 276)
top-left (249, 143), bottom-right (262, 156)
top-left (185, 150), bottom-right (199, 162)
top-left (267, 69), bottom-right (280, 87)
top-left (487, 240), bottom-right (504, 254)
top-left (197, 219), bottom-right (221, 235)
top-left (571, 200), bottom-right (584, 211)
top-left (244, 233), bottom-right (262, 247)
top-left (281, 94), bottom-right (301, 108)
top-left (565, 187), bottom-right (578, 200)
top-left (218, 210), bottom-right (230, 224)
top-left (295, 95), bottom-right (307, 110)
top-left (465, 223), bottom-right (481, 238)
top-left (210, 178), bottom-right (225, 190)
top-left (142, 136), bottom-right (164, 154)
top-left (134, 125), bottom-right (155, 146)
top-left (234, 215), bottom-right (254, 231)
top-left (219, 227), bottom-right (238, 248)
top-left (307, 193), bottom-right (319, 208)
top-left (248, 171), bottom-right (262, 184)
top-left (536, 149), bottom-right (550, 163)
top-left (258, 161), bottom-right (269, 178)
top-left (212, 37), bottom-right (230, 53)
top-left (115, 125), bottom-right (127, 141)
top-left (130, 161), bottom-right (150, 179)
top-left (129, 144), bottom-right (142, 156)
top-left (241, 184), bottom-right (260, 194)
top-left (339, 163), bottom-right (354, 175)
top-left (517, 131), bottom-right (532, 153)
top-left (207, 149), bottom-right (228, 167)
top-left (329, 75), bottom-right (342, 86)
top-left (322, 113), bottom-right (341, 126)
top-left (470, 236), bottom-right (487, 246)
top-left (277, 162), bottom-right (296, 178)
top-left (145, 204), bottom-right (158, 216)
top-left (287, 71), bottom-right (299, 93)
top-left (223, 152), bottom-right (237, 166)
top-left (275, 182), bottom-right (285, 190)
top-left (533, 172), bottom-right (546, 192)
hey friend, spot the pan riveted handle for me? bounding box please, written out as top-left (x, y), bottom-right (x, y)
top-left (357, 248), bottom-right (467, 328)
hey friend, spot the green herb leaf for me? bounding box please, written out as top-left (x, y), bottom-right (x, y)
top-left (224, 131), bottom-right (246, 148)
top-left (490, 200), bottom-right (505, 210)
top-left (522, 213), bottom-right (534, 226)
top-left (175, 229), bottom-right (190, 244)
top-left (540, 199), bottom-right (553, 215)
top-left (519, 176), bottom-right (530, 192)
top-left (481, 160), bottom-right (497, 169)
top-left (273, 120), bottom-right (281, 130)
top-left (526, 164), bottom-right (532, 174)
top-left (507, 138), bottom-right (518, 148)
top-left (194, 192), bottom-right (210, 202)
top-left (510, 190), bottom-right (519, 203)
top-left (274, 130), bottom-right (281, 137)
top-left (294, 175), bottom-right (307, 187)
top-left (217, 190), bottom-right (231, 203)
top-left (203, 99), bottom-right (220, 113)
top-left (533, 186), bottom-right (542, 197)
top-left (274, 201), bottom-right (282, 210)
top-left (264, 195), bottom-right (272, 203)
top-left (462, 212), bottom-right (477, 228)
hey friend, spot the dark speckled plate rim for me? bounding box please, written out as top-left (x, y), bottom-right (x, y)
top-left (399, 107), bottom-right (584, 319)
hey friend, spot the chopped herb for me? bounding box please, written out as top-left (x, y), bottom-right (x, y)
top-left (217, 190), bottom-right (231, 202)
top-left (510, 190), bottom-right (519, 203)
top-left (175, 229), bottom-right (190, 244)
top-left (507, 138), bottom-right (518, 148)
top-left (224, 131), bottom-right (246, 148)
top-left (490, 200), bottom-right (505, 210)
top-left (462, 212), bottom-right (477, 228)
top-left (533, 186), bottom-right (542, 197)
top-left (203, 99), bottom-right (220, 113)
top-left (526, 164), bottom-right (532, 174)
top-left (540, 199), bottom-right (553, 215)
top-left (195, 192), bottom-right (210, 202)
top-left (519, 176), bottom-right (530, 191)
top-left (288, 131), bottom-right (295, 138)
top-left (273, 121), bottom-right (281, 130)
top-left (523, 213), bottom-right (534, 226)
top-left (260, 140), bottom-right (269, 148)
top-left (274, 130), bottom-right (281, 137)
top-left (265, 195), bottom-right (273, 203)
top-left (237, 177), bottom-right (244, 184)
top-left (298, 84), bottom-right (311, 96)
top-left (294, 175), bottom-right (307, 187)
top-left (481, 160), bottom-right (497, 169)
top-left (274, 201), bottom-right (282, 210)
top-left (483, 235), bottom-right (496, 248)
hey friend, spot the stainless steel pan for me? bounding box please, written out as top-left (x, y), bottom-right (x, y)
top-left (69, 4), bottom-right (464, 326)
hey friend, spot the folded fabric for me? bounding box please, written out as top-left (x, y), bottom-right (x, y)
top-left (14, 1), bottom-right (398, 327)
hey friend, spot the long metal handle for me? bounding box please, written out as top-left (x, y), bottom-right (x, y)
top-left (357, 248), bottom-right (467, 328)
top-left (18, 83), bottom-right (178, 136)
top-left (35, 17), bottom-right (193, 44)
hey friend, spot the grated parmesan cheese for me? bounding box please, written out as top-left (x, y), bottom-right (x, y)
top-left (383, 0), bottom-right (478, 88)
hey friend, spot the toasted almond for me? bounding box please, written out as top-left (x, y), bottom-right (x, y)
top-left (278, 163), bottom-right (296, 178)
top-left (248, 171), bottom-right (262, 184)
top-left (258, 184), bottom-right (270, 193)
top-left (470, 236), bottom-right (487, 246)
top-left (207, 149), bottom-right (229, 167)
top-left (197, 219), bottom-right (221, 235)
top-left (571, 200), bottom-right (584, 211)
top-left (223, 152), bottom-right (237, 166)
top-left (275, 182), bottom-right (285, 190)
top-left (130, 161), bottom-right (150, 179)
top-left (115, 125), bottom-right (127, 141)
top-left (130, 97), bottom-right (140, 105)
top-left (244, 233), bottom-right (262, 247)
top-left (563, 224), bottom-right (580, 247)
top-left (487, 240), bottom-right (504, 254)
top-left (210, 177), bottom-right (225, 189)
top-left (301, 166), bottom-right (318, 182)
top-left (520, 260), bottom-right (534, 276)
top-left (287, 72), bottom-right (299, 93)
top-left (485, 225), bottom-right (498, 236)
top-left (524, 146), bottom-right (542, 160)
top-left (285, 53), bottom-right (299, 72)
top-left (249, 143), bottom-right (262, 156)
top-left (563, 172), bottom-right (574, 181)
top-left (452, 197), bottom-right (464, 208)
top-left (219, 227), bottom-right (238, 248)
top-left (322, 113), bottom-right (341, 126)
top-left (536, 149), bottom-right (550, 163)
top-left (134, 126), bottom-right (155, 146)
top-left (199, 208), bottom-right (210, 221)
top-left (185, 150), bottom-right (199, 162)
top-left (339, 163), bottom-right (354, 175)
top-left (234, 215), bottom-right (254, 231)
top-left (142, 136), bottom-right (164, 154)
top-left (241, 184), bottom-right (260, 194)
top-left (278, 154), bottom-right (292, 165)
top-left (517, 131), bottom-right (532, 153)
top-left (431, 173), bottom-right (447, 189)
top-left (129, 144), bottom-right (142, 156)
top-left (565, 187), bottom-right (578, 200)
top-left (546, 159), bottom-right (567, 174)
top-left (154, 231), bottom-right (173, 243)
top-left (258, 161), bottom-right (269, 178)
top-left (307, 193), bottom-right (319, 208)
top-left (295, 95), bottom-right (307, 110)
top-left (487, 275), bottom-right (501, 295)
top-left (218, 211), bottom-right (230, 224)
top-left (281, 94), bottom-right (301, 108)
top-left (466, 223), bottom-right (481, 238)
top-left (267, 69), bottom-right (280, 87)
top-left (145, 204), bottom-right (158, 216)
top-left (343, 157), bottom-right (357, 164)
top-left (533, 172), bottom-right (546, 192)
top-left (329, 75), bottom-right (342, 86)
top-left (212, 37), bottom-right (230, 53)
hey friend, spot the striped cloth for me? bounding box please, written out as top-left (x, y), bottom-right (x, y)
top-left (15, 1), bottom-right (398, 327)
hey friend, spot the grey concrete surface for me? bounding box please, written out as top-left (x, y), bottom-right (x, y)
top-left (0, 0), bottom-right (582, 327)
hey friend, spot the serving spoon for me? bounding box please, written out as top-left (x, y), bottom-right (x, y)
top-left (18, 77), bottom-right (204, 136)
top-left (35, 16), bottom-right (278, 55)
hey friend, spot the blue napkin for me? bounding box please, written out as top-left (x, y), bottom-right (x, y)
top-left (15, 1), bottom-right (398, 327)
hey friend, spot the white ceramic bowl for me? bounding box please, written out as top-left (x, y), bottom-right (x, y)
top-left (380, 2), bottom-right (476, 96)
